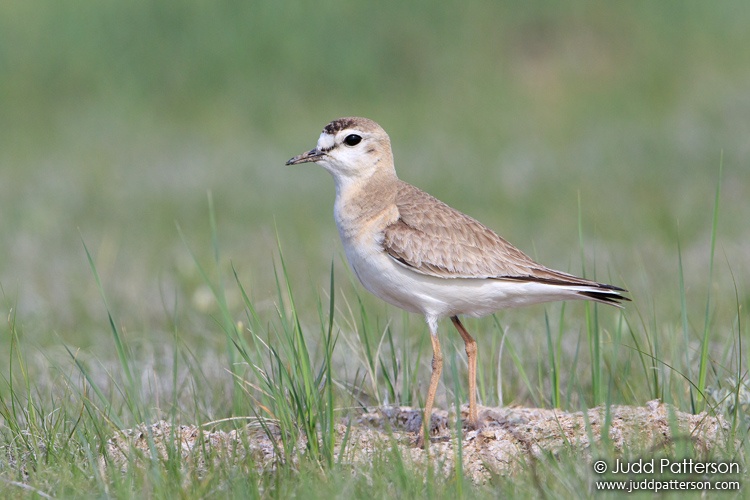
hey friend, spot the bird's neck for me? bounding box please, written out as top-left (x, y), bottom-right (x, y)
top-left (333, 168), bottom-right (399, 242)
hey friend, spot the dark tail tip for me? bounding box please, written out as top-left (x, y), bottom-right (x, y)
top-left (578, 289), bottom-right (631, 307)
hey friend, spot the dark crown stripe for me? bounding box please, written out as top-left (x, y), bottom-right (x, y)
top-left (323, 118), bottom-right (358, 135)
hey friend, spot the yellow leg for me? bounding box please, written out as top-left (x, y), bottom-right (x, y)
top-left (451, 316), bottom-right (479, 429)
top-left (416, 326), bottom-right (443, 448)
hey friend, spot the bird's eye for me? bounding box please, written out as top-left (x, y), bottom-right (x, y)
top-left (343, 134), bottom-right (362, 146)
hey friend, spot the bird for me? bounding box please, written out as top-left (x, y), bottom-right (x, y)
top-left (286, 117), bottom-right (629, 448)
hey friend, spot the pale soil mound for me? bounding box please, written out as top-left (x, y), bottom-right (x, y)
top-left (101, 400), bottom-right (730, 483)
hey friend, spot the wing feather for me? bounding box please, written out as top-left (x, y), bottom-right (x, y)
top-left (382, 182), bottom-right (620, 291)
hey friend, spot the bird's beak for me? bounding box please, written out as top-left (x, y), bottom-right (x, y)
top-left (286, 148), bottom-right (325, 165)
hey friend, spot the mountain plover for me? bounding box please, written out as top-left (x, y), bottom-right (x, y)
top-left (286, 117), bottom-right (628, 447)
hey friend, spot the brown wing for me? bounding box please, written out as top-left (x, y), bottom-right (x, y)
top-left (382, 181), bottom-right (605, 286)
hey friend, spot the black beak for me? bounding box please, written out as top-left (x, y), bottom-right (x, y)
top-left (286, 148), bottom-right (325, 165)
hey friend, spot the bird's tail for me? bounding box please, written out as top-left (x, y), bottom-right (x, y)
top-left (575, 285), bottom-right (630, 307)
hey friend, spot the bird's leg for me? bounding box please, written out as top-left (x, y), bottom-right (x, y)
top-left (417, 323), bottom-right (443, 448)
top-left (451, 316), bottom-right (479, 429)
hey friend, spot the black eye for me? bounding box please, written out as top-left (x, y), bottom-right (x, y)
top-left (343, 134), bottom-right (362, 146)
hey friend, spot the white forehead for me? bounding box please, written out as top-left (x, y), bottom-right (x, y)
top-left (317, 132), bottom-right (335, 151)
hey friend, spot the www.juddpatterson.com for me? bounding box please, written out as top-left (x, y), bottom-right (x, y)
top-left (592, 459), bottom-right (741, 493)
top-left (595, 478), bottom-right (740, 493)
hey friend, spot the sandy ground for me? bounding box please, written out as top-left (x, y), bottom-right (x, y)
top-left (101, 400), bottom-right (731, 484)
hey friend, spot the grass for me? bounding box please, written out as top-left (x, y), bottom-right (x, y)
top-left (1, 175), bottom-right (747, 497)
top-left (2, 0), bottom-right (750, 497)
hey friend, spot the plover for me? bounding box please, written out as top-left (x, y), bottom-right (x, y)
top-left (286, 117), bottom-right (628, 447)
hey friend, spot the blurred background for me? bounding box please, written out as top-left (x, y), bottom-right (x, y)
top-left (0, 1), bottom-right (748, 377)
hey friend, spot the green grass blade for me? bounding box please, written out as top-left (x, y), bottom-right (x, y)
top-left (544, 310), bottom-right (559, 408)
top-left (578, 194), bottom-right (601, 404)
top-left (79, 234), bottom-right (141, 422)
top-left (697, 155), bottom-right (723, 409)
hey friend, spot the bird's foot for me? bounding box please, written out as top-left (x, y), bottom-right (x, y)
top-left (463, 418), bottom-right (483, 431)
top-left (461, 405), bottom-right (483, 432)
top-left (415, 433), bottom-right (425, 449)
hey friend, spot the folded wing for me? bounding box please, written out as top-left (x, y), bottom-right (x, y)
top-left (383, 182), bottom-right (628, 305)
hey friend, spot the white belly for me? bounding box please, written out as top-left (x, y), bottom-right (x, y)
top-left (340, 232), bottom-right (581, 320)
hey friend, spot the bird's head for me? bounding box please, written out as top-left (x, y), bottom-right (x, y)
top-left (286, 117), bottom-right (395, 186)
